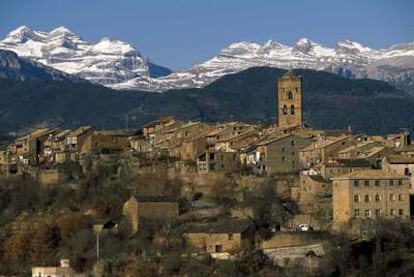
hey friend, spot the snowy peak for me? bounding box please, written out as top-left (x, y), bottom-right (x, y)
top-left (293, 38), bottom-right (318, 53)
top-left (220, 41), bottom-right (261, 56)
top-left (336, 39), bottom-right (374, 54)
top-left (4, 25), bottom-right (41, 43)
top-left (0, 26), bottom-right (171, 86)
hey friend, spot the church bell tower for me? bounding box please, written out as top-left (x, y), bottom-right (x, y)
top-left (277, 70), bottom-right (303, 128)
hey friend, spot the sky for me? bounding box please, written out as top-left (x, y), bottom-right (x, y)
top-left (0, 0), bottom-right (413, 70)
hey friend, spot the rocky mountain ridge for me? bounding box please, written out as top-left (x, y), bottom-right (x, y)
top-left (1, 26), bottom-right (413, 92)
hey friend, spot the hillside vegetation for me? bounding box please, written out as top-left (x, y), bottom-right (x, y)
top-left (0, 67), bottom-right (412, 135)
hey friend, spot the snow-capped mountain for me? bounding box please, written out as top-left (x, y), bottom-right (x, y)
top-left (1, 26), bottom-right (413, 92)
top-left (110, 37), bottom-right (414, 92)
top-left (0, 26), bottom-right (170, 86)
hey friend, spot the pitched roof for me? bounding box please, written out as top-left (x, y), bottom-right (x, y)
top-left (134, 195), bottom-right (178, 203)
top-left (331, 169), bottom-right (407, 180)
top-left (328, 158), bottom-right (372, 168)
top-left (307, 175), bottom-right (330, 184)
top-left (385, 155), bottom-right (414, 164)
top-left (184, 219), bottom-right (252, 234)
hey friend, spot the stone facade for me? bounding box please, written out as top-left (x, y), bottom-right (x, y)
top-left (184, 220), bottom-right (253, 253)
top-left (332, 170), bottom-right (410, 231)
top-left (249, 134), bottom-right (311, 175)
top-left (277, 70), bottom-right (303, 128)
top-left (123, 195), bottom-right (179, 232)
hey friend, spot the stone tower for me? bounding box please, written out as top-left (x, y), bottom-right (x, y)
top-left (277, 70), bottom-right (303, 128)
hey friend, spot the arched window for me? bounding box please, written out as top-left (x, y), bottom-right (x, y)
top-left (364, 195), bottom-right (370, 203)
top-left (291, 105), bottom-right (295, 115)
top-left (354, 195), bottom-right (360, 202)
top-left (375, 194), bottom-right (381, 202)
top-left (287, 91), bottom-right (293, 99)
top-left (282, 105), bottom-right (288, 115)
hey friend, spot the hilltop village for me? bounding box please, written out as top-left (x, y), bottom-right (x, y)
top-left (1, 71), bottom-right (414, 275)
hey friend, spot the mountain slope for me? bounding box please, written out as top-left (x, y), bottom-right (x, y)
top-left (0, 67), bottom-right (412, 136)
top-left (0, 49), bottom-right (86, 83)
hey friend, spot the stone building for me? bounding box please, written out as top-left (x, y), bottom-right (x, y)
top-left (277, 70), bottom-right (303, 128)
top-left (382, 154), bottom-right (414, 194)
top-left (31, 259), bottom-right (74, 277)
top-left (123, 195), bottom-right (179, 232)
top-left (196, 151), bottom-right (239, 174)
top-left (245, 134), bottom-right (311, 175)
top-left (184, 219), bottom-right (254, 254)
top-left (331, 170), bottom-right (410, 231)
top-left (297, 174), bottom-right (331, 212)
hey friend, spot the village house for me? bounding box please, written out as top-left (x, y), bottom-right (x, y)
top-left (184, 219), bottom-right (254, 254)
top-left (65, 126), bottom-right (95, 155)
top-left (294, 174), bottom-right (332, 212)
top-left (129, 135), bottom-right (152, 153)
top-left (331, 169), bottom-right (411, 231)
top-left (320, 158), bottom-right (373, 179)
top-left (8, 128), bottom-right (61, 165)
top-left (382, 154), bottom-right (414, 194)
top-left (196, 151), bottom-right (240, 174)
top-left (299, 135), bottom-right (351, 169)
top-left (244, 134), bottom-right (311, 175)
top-left (174, 134), bottom-right (208, 161)
top-left (31, 259), bottom-right (74, 277)
top-left (42, 129), bottom-right (72, 163)
top-left (123, 195), bottom-right (179, 232)
top-left (94, 129), bottom-right (139, 154)
top-left (143, 116), bottom-right (175, 142)
top-left (214, 129), bottom-right (261, 152)
top-left (206, 122), bottom-right (254, 151)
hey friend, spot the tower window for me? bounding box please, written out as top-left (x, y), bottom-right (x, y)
top-left (291, 105), bottom-right (295, 115)
top-left (287, 91), bottom-right (293, 99)
top-left (282, 105), bottom-right (288, 115)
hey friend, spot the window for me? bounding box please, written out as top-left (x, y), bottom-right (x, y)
top-left (291, 105), bottom-right (295, 115)
top-left (354, 180), bottom-right (359, 187)
top-left (354, 195), bottom-right (360, 202)
top-left (364, 195), bottom-right (370, 203)
top-left (375, 194), bottom-right (381, 202)
top-left (390, 209), bottom-right (395, 216)
top-left (281, 147), bottom-right (285, 153)
top-left (287, 90), bottom-right (293, 99)
top-left (390, 194), bottom-right (396, 201)
top-left (291, 140), bottom-right (295, 146)
top-left (292, 151), bottom-right (295, 156)
top-left (365, 210), bottom-right (372, 218)
top-left (282, 156), bottom-right (285, 162)
top-left (399, 209), bottom-right (404, 216)
top-left (390, 180), bottom-right (394, 186)
top-left (375, 180), bottom-right (380, 186)
top-left (405, 168), bottom-right (411, 176)
top-left (215, 244), bottom-right (223, 253)
top-left (398, 179), bottom-right (403, 186)
top-left (228, 234), bottom-right (233, 240)
top-left (354, 209), bottom-right (360, 218)
top-left (282, 105), bottom-right (288, 115)
top-left (398, 194), bottom-right (403, 201)
top-left (364, 180), bottom-right (369, 187)
top-left (375, 209), bottom-right (381, 217)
